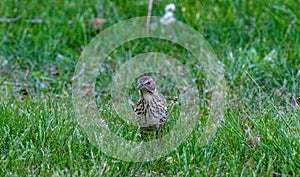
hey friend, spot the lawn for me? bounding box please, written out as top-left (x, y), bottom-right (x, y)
top-left (0, 0), bottom-right (299, 176)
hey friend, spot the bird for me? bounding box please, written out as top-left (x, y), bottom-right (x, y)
top-left (134, 76), bottom-right (168, 140)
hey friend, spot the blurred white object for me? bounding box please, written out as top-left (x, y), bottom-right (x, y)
top-left (160, 12), bottom-right (175, 25)
top-left (163, 11), bottom-right (174, 19)
top-left (165, 3), bottom-right (176, 12)
top-left (161, 4), bottom-right (176, 25)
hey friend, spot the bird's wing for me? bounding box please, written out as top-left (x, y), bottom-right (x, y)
top-left (134, 98), bottom-right (143, 114)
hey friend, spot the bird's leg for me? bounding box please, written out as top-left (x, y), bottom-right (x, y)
top-left (140, 130), bottom-right (146, 141)
top-left (159, 126), bottom-right (164, 141)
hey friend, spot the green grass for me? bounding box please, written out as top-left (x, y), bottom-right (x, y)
top-left (1, 0), bottom-right (300, 176)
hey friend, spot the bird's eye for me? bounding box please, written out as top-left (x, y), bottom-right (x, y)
top-left (146, 81), bottom-right (150, 85)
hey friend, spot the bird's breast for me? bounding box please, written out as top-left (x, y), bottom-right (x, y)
top-left (134, 95), bottom-right (167, 128)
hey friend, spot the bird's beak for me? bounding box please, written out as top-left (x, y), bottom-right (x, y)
top-left (137, 83), bottom-right (144, 90)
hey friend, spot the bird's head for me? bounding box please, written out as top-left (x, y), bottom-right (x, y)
top-left (137, 76), bottom-right (157, 94)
